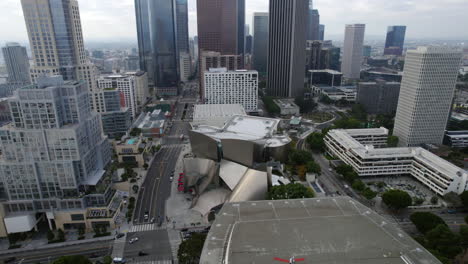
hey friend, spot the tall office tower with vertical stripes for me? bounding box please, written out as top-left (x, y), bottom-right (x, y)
top-left (266, 0), bottom-right (308, 98)
top-left (394, 46), bottom-right (462, 147)
top-left (341, 24), bottom-right (365, 80)
top-left (252, 12), bottom-right (268, 75)
top-left (20, 0), bottom-right (97, 90)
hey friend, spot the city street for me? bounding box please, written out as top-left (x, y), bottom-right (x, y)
top-left (0, 240), bottom-right (113, 264)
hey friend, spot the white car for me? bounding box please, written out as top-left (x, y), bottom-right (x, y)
top-left (170, 176), bottom-right (173, 182)
top-left (129, 237), bottom-right (139, 244)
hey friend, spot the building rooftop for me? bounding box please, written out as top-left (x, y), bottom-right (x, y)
top-left (193, 115), bottom-right (290, 147)
top-left (200, 197), bottom-right (440, 264)
top-left (273, 99), bottom-right (299, 110)
top-left (309, 69), bottom-right (343, 75)
top-left (343, 127), bottom-right (388, 136)
top-left (193, 104), bottom-right (246, 127)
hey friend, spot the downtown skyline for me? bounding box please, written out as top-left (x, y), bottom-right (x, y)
top-left (1, 0), bottom-right (468, 44)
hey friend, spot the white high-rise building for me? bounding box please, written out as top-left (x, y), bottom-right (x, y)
top-left (126, 71), bottom-right (149, 107)
top-left (341, 24), bottom-right (365, 79)
top-left (179, 52), bottom-right (191, 82)
top-left (21, 0), bottom-right (97, 90)
top-left (204, 68), bottom-right (258, 112)
top-left (97, 75), bottom-right (138, 118)
top-left (394, 46), bottom-right (462, 147)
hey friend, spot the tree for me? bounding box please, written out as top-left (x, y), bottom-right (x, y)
top-left (129, 128), bottom-right (142, 137)
top-left (57, 229), bottom-right (65, 241)
top-left (460, 225), bottom-right (468, 248)
top-left (387, 135), bottom-right (399, 147)
top-left (382, 189), bottom-right (412, 211)
top-left (350, 104), bottom-right (367, 121)
top-left (268, 183), bottom-right (315, 200)
top-left (333, 118), bottom-right (361, 129)
top-left (47, 230), bottom-right (55, 241)
top-left (430, 196), bottom-right (439, 205)
top-left (351, 179), bottom-right (366, 192)
top-left (288, 150), bottom-right (313, 166)
top-left (52, 255), bottom-right (92, 264)
top-left (460, 191), bottom-right (468, 209)
top-left (295, 95), bottom-right (316, 114)
top-left (178, 233), bottom-right (207, 264)
top-left (410, 212), bottom-right (447, 234)
top-left (306, 132), bottom-right (325, 152)
top-left (362, 188), bottom-right (377, 200)
top-left (263, 96), bottom-right (280, 114)
top-left (425, 224), bottom-right (462, 259)
top-left (335, 164), bottom-right (353, 176)
top-left (306, 161), bottom-right (321, 175)
top-left (103, 256), bottom-right (113, 264)
top-left (319, 95), bottom-right (334, 104)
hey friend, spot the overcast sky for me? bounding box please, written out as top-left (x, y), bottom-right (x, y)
top-left (1, 0), bottom-right (467, 45)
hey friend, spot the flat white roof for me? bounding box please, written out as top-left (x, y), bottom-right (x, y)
top-left (193, 104), bottom-right (246, 120)
top-left (328, 128), bottom-right (466, 177)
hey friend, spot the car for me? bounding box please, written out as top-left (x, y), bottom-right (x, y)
top-left (144, 211), bottom-right (149, 220)
top-left (113, 257), bottom-right (126, 263)
top-left (179, 172), bottom-right (184, 176)
top-left (328, 168), bottom-right (333, 172)
top-left (170, 176), bottom-right (173, 182)
top-left (116, 233), bottom-right (125, 239)
top-left (129, 237), bottom-right (139, 244)
top-left (447, 209), bottom-right (457, 214)
top-left (138, 251), bottom-right (148, 256)
top-left (151, 217), bottom-right (155, 223)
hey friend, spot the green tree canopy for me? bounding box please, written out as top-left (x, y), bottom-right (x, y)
top-left (387, 135), bottom-right (399, 147)
top-left (52, 256), bottom-right (92, 264)
top-left (178, 233), bottom-right (207, 264)
top-left (410, 212), bottom-right (447, 234)
top-left (334, 118), bottom-right (361, 129)
top-left (460, 191), bottom-right (468, 209)
top-left (306, 161), bottom-right (321, 175)
top-left (263, 96), bottom-right (280, 114)
top-left (288, 150), bottom-right (313, 166)
top-left (425, 224), bottom-right (462, 259)
top-left (295, 95), bottom-right (317, 114)
top-left (362, 188), bottom-right (377, 200)
top-left (306, 132), bottom-right (325, 152)
top-left (268, 183), bottom-right (315, 200)
top-left (382, 189), bottom-right (412, 210)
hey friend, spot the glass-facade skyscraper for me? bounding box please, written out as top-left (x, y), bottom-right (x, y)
top-left (384, 26), bottom-right (406, 56)
top-left (135, 0), bottom-right (178, 92)
top-left (2, 43), bottom-right (31, 84)
top-left (252, 12), bottom-right (268, 75)
top-left (176, 0), bottom-right (189, 53)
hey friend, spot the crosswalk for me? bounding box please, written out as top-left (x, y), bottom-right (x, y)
top-left (129, 223), bottom-right (166, 233)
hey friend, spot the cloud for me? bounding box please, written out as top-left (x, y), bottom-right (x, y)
top-left (0, 0), bottom-right (467, 46)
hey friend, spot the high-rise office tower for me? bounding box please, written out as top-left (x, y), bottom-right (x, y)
top-left (196, 0), bottom-right (245, 56)
top-left (384, 26), bottom-right (406, 56)
top-left (20, 0), bottom-right (97, 90)
top-left (267, 0), bottom-right (308, 98)
top-left (307, 40), bottom-right (323, 70)
top-left (0, 76), bottom-right (112, 235)
top-left (2, 43), bottom-right (30, 84)
top-left (394, 47), bottom-right (462, 147)
top-left (307, 9), bottom-right (320, 41)
top-left (245, 35), bottom-right (253, 55)
top-left (176, 0), bottom-right (189, 53)
top-left (319, 24), bottom-right (325, 41)
top-left (321, 47), bottom-right (341, 71)
top-left (252, 12), bottom-right (269, 75)
top-left (363, 45), bottom-right (372, 57)
top-left (341, 24), bottom-right (366, 79)
top-left (135, 0), bottom-right (178, 93)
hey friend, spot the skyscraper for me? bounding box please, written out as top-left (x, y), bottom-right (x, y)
top-left (20, 0), bottom-right (97, 90)
top-left (267, 0), bottom-right (308, 98)
top-left (307, 9), bottom-right (320, 41)
top-left (252, 12), bottom-right (269, 75)
top-left (196, 0), bottom-right (245, 56)
top-left (245, 35), bottom-right (253, 55)
top-left (384, 26), bottom-right (406, 56)
top-left (135, 0), bottom-right (178, 93)
top-left (319, 24), bottom-right (325, 41)
top-left (393, 46), bottom-right (462, 147)
top-left (176, 0), bottom-right (189, 53)
top-left (2, 43), bottom-right (30, 84)
top-left (341, 24), bottom-right (366, 79)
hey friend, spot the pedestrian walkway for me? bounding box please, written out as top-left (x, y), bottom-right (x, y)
top-left (111, 237), bottom-right (126, 259)
top-left (129, 224), bottom-right (166, 233)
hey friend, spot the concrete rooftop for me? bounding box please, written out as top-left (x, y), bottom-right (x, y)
top-left (200, 196), bottom-right (440, 264)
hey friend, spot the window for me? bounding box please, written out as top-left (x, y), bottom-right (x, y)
top-left (71, 214), bottom-right (85, 221)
